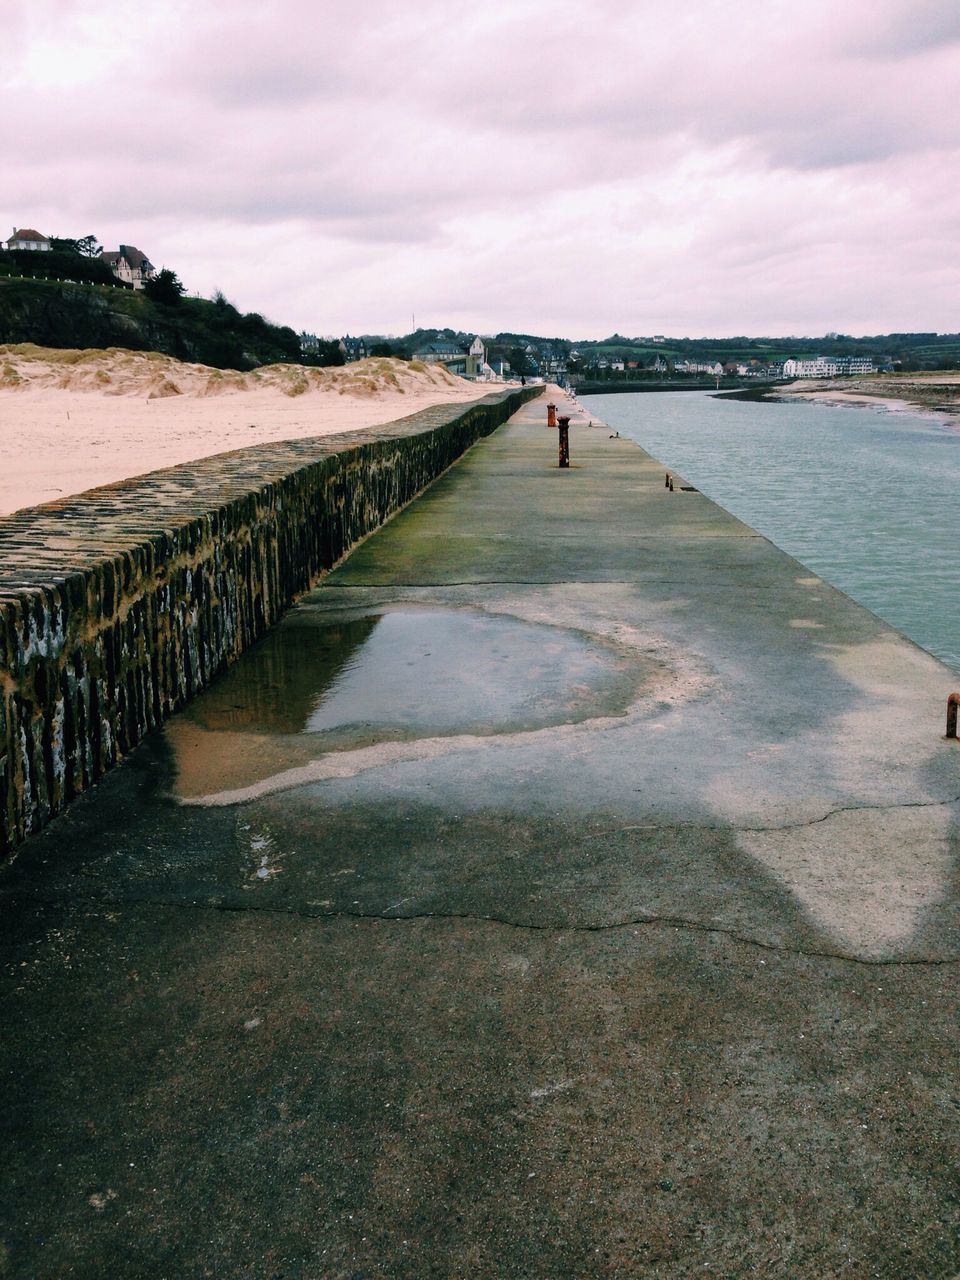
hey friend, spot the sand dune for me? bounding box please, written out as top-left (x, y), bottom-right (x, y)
top-left (0, 345), bottom-right (512, 515)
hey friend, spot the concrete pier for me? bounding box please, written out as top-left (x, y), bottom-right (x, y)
top-left (1, 393), bottom-right (959, 1277)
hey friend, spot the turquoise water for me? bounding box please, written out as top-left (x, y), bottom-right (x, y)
top-left (590, 390), bottom-right (960, 674)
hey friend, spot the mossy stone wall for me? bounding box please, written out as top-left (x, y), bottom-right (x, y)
top-left (0, 386), bottom-right (538, 856)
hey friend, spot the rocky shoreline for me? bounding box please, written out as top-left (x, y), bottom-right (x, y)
top-left (774, 372), bottom-right (960, 421)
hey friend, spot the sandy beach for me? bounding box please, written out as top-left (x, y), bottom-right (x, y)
top-left (0, 346), bottom-right (520, 516)
top-left (775, 371), bottom-right (960, 422)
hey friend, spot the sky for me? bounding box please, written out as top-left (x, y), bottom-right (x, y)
top-left (3, 0), bottom-right (960, 340)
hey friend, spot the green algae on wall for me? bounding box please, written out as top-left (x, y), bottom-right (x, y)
top-left (0, 386), bottom-right (539, 857)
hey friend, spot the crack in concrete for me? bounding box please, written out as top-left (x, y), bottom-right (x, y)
top-left (4, 886), bottom-right (958, 969)
top-left (596, 793), bottom-right (960, 841)
top-left (740, 793), bottom-right (960, 833)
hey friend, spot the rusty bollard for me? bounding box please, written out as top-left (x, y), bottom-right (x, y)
top-left (557, 415), bottom-right (570, 468)
top-left (947, 692), bottom-right (960, 739)
top-left (547, 403), bottom-right (558, 428)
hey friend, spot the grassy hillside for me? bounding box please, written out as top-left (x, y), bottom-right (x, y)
top-left (0, 274), bottom-right (341, 371)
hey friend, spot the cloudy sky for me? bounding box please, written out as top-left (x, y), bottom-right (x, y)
top-left (4, 0), bottom-right (960, 339)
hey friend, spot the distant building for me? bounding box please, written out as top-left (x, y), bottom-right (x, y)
top-left (842, 356), bottom-right (877, 375)
top-left (413, 340), bottom-right (468, 376)
top-left (100, 245), bottom-right (155, 290)
top-left (340, 336), bottom-right (368, 362)
top-left (300, 332), bottom-right (320, 357)
top-left (540, 347), bottom-right (567, 378)
top-left (783, 356), bottom-right (876, 378)
top-left (522, 343), bottom-right (542, 375)
top-left (466, 336), bottom-right (487, 378)
top-left (412, 335), bottom-right (492, 379)
top-left (5, 227), bottom-right (51, 251)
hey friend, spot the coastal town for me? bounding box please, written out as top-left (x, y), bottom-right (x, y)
top-left (10, 223), bottom-right (957, 384)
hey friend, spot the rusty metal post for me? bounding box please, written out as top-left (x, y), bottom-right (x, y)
top-left (547, 403), bottom-right (558, 427)
top-left (947, 692), bottom-right (960, 738)
top-left (557, 415), bottom-right (570, 468)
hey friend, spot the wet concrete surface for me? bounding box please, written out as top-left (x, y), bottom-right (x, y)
top-left (174, 604), bottom-right (642, 765)
top-left (2, 395), bottom-right (960, 1277)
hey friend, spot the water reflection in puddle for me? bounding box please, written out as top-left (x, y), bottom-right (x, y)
top-left (168, 605), bottom-right (648, 799)
top-left (185, 607), bottom-right (637, 745)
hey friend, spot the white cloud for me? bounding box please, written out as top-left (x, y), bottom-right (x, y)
top-left (3, 0), bottom-right (960, 336)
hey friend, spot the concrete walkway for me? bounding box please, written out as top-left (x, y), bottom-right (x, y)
top-left (2, 393), bottom-right (959, 1277)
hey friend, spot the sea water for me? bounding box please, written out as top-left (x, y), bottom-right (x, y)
top-left (589, 390), bottom-right (960, 675)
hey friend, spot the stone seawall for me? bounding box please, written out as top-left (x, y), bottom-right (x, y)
top-left (0, 386), bottom-right (538, 856)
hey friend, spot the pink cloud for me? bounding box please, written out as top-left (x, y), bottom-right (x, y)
top-left (3, 0), bottom-right (960, 337)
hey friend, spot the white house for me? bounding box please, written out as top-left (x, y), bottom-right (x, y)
top-left (466, 336), bottom-right (487, 378)
top-left (783, 356), bottom-right (876, 378)
top-left (844, 357), bottom-right (877, 374)
top-left (100, 245), bottom-right (155, 290)
top-left (5, 227), bottom-right (51, 251)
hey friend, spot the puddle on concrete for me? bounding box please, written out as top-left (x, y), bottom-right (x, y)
top-left (189, 607), bottom-right (637, 740)
top-left (187, 615), bottom-right (380, 737)
top-left (169, 606), bottom-right (645, 799)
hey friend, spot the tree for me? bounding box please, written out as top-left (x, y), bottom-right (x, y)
top-left (507, 346), bottom-right (531, 376)
top-left (302, 340), bottom-right (346, 367)
top-left (210, 290), bottom-right (241, 324)
top-left (50, 234), bottom-right (102, 258)
top-left (144, 268), bottom-right (185, 306)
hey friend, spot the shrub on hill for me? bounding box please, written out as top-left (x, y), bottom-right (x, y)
top-left (143, 269), bottom-right (186, 307)
top-left (0, 247), bottom-right (120, 289)
top-left (0, 277), bottom-right (334, 370)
